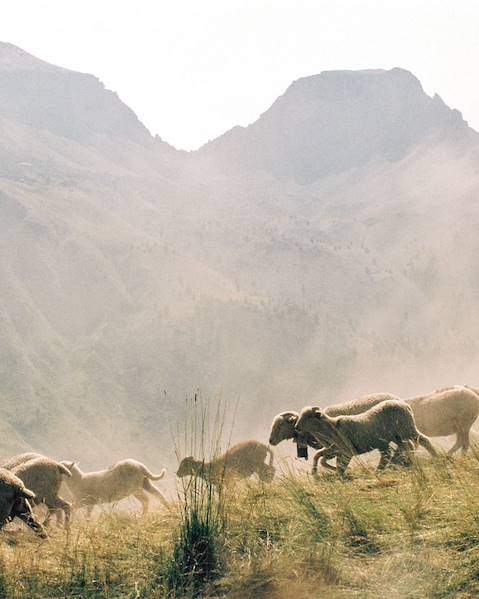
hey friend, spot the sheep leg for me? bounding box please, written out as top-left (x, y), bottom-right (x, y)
top-left (143, 478), bottom-right (169, 508)
top-left (377, 447), bottom-right (393, 470)
top-left (45, 496), bottom-right (71, 530)
top-left (447, 436), bottom-right (462, 455)
top-left (319, 456), bottom-right (337, 471)
top-left (42, 506), bottom-right (64, 528)
top-left (336, 453), bottom-right (352, 476)
top-left (44, 508), bottom-right (65, 528)
top-left (45, 508), bottom-right (65, 529)
top-left (42, 506), bottom-right (53, 528)
top-left (459, 429), bottom-right (470, 455)
top-left (55, 510), bottom-right (65, 527)
top-left (133, 491), bottom-right (149, 516)
top-left (392, 441), bottom-right (413, 467)
top-left (266, 447), bottom-right (274, 468)
top-left (312, 447), bottom-right (337, 474)
top-left (417, 433), bottom-right (438, 457)
top-left (257, 463), bottom-right (275, 483)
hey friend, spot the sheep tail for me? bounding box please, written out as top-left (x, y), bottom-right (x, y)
top-left (142, 466), bottom-right (166, 480)
top-left (58, 463), bottom-right (73, 477)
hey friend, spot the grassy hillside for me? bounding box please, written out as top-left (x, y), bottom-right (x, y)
top-left (2, 455), bottom-right (479, 598)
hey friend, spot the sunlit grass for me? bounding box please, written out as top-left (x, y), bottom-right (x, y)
top-left (1, 454), bottom-right (479, 597)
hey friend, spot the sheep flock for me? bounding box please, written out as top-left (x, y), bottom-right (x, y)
top-left (1, 384), bottom-right (478, 540)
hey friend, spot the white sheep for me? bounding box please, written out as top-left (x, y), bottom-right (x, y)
top-left (269, 393), bottom-right (399, 465)
top-left (405, 386), bottom-right (479, 454)
top-left (295, 400), bottom-right (438, 475)
top-left (0, 467), bottom-right (47, 538)
top-left (176, 440), bottom-right (275, 483)
top-left (10, 457), bottom-right (72, 529)
top-left (61, 459), bottom-right (168, 516)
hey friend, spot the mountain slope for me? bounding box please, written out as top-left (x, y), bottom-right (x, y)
top-left (1, 44), bottom-right (479, 467)
top-left (0, 42), bottom-right (181, 184)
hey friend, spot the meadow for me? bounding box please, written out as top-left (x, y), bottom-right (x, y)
top-left (2, 454), bottom-right (479, 598)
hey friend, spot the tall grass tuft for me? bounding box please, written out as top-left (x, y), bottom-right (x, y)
top-left (158, 393), bottom-right (229, 597)
top-left (161, 475), bottom-right (225, 597)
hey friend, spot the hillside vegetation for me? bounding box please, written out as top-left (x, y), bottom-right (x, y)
top-left (2, 43), bottom-right (479, 465)
top-left (2, 455), bottom-right (479, 598)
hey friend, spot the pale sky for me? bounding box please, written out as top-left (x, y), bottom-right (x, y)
top-left (1, 1), bottom-right (478, 150)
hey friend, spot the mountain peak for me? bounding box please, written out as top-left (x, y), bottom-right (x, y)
top-left (201, 67), bottom-right (473, 183)
top-left (0, 42), bottom-right (62, 72)
top-left (0, 42), bottom-right (155, 151)
top-left (290, 67), bottom-right (422, 89)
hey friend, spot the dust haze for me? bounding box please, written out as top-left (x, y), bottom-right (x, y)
top-left (1, 45), bottom-right (479, 474)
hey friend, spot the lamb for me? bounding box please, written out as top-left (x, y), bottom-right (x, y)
top-left (405, 386), bottom-right (479, 454)
top-left (176, 440), bottom-right (275, 483)
top-left (295, 400), bottom-right (438, 475)
top-left (61, 459), bottom-right (168, 516)
top-left (269, 393), bottom-right (400, 466)
top-left (0, 467), bottom-right (47, 538)
top-left (10, 457), bottom-right (72, 530)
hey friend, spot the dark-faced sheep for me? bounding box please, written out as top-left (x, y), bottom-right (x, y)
top-left (269, 393), bottom-right (400, 467)
top-left (62, 459), bottom-right (168, 516)
top-left (0, 468), bottom-right (47, 538)
top-left (295, 400), bottom-right (437, 475)
top-left (176, 440), bottom-right (275, 483)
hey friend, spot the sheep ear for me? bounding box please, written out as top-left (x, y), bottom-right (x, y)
top-left (312, 407), bottom-right (323, 418)
top-left (280, 411), bottom-right (298, 422)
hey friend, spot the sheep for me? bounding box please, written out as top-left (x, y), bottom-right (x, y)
top-left (0, 452), bottom-right (44, 470)
top-left (11, 457), bottom-right (72, 530)
top-left (0, 467), bottom-right (47, 538)
top-left (295, 400), bottom-right (438, 475)
top-left (176, 440), bottom-right (275, 484)
top-left (61, 459), bottom-right (168, 516)
top-left (269, 393), bottom-right (400, 467)
top-left (2, 452), bottom-right (71, 527)
top-left (269, 411), bottom-right (321, 459)
top-left (405, 386), bottom-right (479, 455)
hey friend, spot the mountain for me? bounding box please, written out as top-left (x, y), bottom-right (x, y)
top-left (200, 68), bottom-right (477, 183)
top-left (0, 41), bottom-right (180, 184)
top-left (0, 41), bottom-right (150, 143)
top-left (2, 43), bottom-right (479, 467)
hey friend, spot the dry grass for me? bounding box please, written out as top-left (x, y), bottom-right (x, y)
top-left (2, 455), bottom-right (479, 598)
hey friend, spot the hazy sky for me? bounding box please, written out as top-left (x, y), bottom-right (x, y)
top-left (1, 1), bottom-right (478, 150)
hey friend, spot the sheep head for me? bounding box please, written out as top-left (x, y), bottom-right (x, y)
top-left (176, 456), bottom-right (199, 477)
top-left (60, 461), bottom-right (81, 478)
top-left (295, 406), bottom-right (322, 430)
top-left (268, 411), bottom-right (298, 445)
top-left (295, 406), bottom-right (334, 445)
